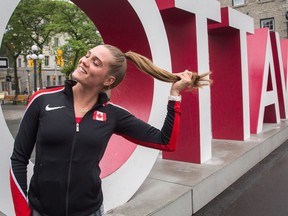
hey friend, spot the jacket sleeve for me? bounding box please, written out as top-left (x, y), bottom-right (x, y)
top-left (10, 97), bottom-right (40, 216)
top-left (114, 101), bottom-right (181, 151)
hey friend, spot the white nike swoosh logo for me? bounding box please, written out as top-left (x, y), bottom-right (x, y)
top-left (45, 104), bottom-right (66, 111)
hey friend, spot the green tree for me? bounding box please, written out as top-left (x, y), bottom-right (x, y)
top-left (14, 0), bottom-right (59, 89)
top-left (1, 0), bottom-right (103, 92)
top-left (1, 19), bottom-right (31, 95)
top-left (1, 0), bottom-right (59, 92)
top-left (51, 1), bottom-right (103, 79)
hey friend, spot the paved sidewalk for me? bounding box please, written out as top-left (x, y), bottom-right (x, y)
top-left (1, 104), bottom-right (26, 139)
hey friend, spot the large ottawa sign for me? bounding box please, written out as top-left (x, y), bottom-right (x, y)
top-left (0, 0), bottom-right (287, 214)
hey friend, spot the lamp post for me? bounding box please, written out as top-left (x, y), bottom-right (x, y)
top-left (26, 45), bottom-right (44, 92)
top-left (26, 68), bottom-right (31, 94)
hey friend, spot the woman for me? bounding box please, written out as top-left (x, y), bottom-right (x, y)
top-left (10, 44), bottom-right (211, 216)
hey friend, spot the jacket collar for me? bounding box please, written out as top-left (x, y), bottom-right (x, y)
top-left (64, 80), bottom-right (110, 105)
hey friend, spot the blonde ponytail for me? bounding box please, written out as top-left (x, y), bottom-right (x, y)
top-left (103, 44), bottom-right (212, 90)
top-left (125, 51), bottom-right (212, 88)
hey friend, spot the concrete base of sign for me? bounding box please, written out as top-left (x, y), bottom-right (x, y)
top-left (105, 120), bottom-right (288, 216)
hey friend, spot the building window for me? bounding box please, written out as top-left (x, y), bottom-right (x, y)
top-left (54, 37), bottom-right (59, 47)
top-left (17, 58), bottom-right (22, 68)
top-left (58, 75), bottom-right (62, 85)
top-left (1, 82), bottom-right (5, 91)
top-left (47, 75), bottom-right (51, 87)
top-left (260, 18), bottom-right (275, 31)
top-left (232, 0), bottom-right (245, 6)
top-left (44, 56), bottom-right (49, 66)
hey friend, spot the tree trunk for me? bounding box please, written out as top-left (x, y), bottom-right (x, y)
top-left (13, 57), bottom-right (20, 95)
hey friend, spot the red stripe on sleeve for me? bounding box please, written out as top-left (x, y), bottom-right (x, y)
top-left (27, 87), bottom-right (64, 107)
top-left (123, 101), bottom-right (181, 152)
top-left (10, 170), bottom-right (31, 216)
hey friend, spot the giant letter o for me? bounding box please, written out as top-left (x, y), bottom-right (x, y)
top-left (0, 0), bottom-right (172, 214)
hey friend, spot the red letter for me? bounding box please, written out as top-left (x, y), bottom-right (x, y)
top-left (156, 0), bottom-right (221, 163)
top-left (209, 7), bottom-right (254, 140)
top-left (270, 32), bottom-right (288, 119)
top-left (247, 28), bottom-right (280, 134)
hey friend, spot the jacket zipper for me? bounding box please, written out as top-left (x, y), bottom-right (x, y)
top-left (76, 123), bottom-right (79, 132)
top-left (66, 119), bottom-right (80, 215)
top-left (65, 107), bottom-right (102, 215)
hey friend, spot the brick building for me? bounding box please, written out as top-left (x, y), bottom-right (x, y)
top-left (219, 0), bottom-right (288, 38)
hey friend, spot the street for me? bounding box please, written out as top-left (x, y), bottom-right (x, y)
top-left (194, 136), bottom-right (288, 216)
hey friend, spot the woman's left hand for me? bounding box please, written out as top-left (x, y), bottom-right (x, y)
top-left (170, 70), bottom-right (196, 96)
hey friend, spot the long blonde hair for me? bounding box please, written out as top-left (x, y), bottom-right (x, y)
top-left (104, 44), bottom-right (212, 90)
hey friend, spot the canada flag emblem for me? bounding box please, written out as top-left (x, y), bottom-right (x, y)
top-left (93, 111), bottom-right (107, 122)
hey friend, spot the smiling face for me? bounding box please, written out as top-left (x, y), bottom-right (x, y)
top-left (72, 45), bottom-right (116, 91)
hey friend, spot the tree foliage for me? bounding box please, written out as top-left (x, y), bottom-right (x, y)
top-left (1, 27), bottom-right (30, 94)
top-left (1, 0), bottom-right (103, 92)
top-left (51, 1), bottom-right (103, 78)
top-left (1, 0), bottom-right (59, 92)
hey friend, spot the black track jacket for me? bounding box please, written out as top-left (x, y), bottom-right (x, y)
top-left (10, 80), bottom-right (181, 216)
